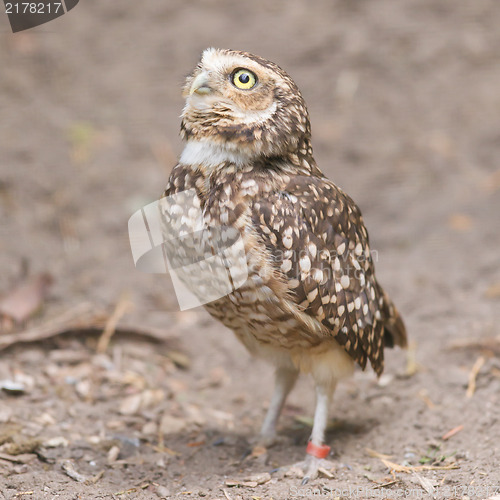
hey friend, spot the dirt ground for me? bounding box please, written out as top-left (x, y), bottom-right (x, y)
top-left (1, 0), bottom-right (500, 498)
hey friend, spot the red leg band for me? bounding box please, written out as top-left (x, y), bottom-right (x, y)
top-left (306, 441), bottom-right (331, 459)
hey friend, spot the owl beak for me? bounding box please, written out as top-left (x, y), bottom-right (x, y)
top-left (190, 72), bottom-right (212, 95)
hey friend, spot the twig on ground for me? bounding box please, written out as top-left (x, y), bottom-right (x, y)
top-left (372, 480), bottom-right (398, 489)
top-left (450, 337), bottom-right (500, 355)
top-left (466, 356), bottom-right (486, 398)
top-left (0, 453), bottom-right (36, 464)
top-left (365, 448), bottom-right (393, 460)
top-left (0, 302), bottom-right (176, 352)
top-left (61, 460), bottom-right (104, 484)
top-left (0, 303), bottom-right (98, 351)
top-left (61, 460), bottom-right (89, 482)
top-left (381, 458), bottom-right (459, 473)
top-left (442, 424), bottom-right (464, 441)
top-left (97, 293), bottom-right (133, 353)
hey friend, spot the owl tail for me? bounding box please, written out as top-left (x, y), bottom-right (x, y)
top-left (380, 288), bottom-right (408, 349)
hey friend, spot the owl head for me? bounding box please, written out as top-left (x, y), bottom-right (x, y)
top-left (180, 48), bottom-right (312, 162)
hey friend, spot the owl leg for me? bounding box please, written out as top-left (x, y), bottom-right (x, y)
top-left (280, 381), bottom-right (336, 483)
top-left (300, 382), bottom-right (336, 483)
top-left (257, 366), bottom-right (299, 447)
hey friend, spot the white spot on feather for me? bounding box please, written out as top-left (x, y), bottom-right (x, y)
top-left (299, 255), bottom-right (311, 273)
top-left (307, 288), bottom-right (318, 302)
top-left (341, 275), bottom-right (350, 289)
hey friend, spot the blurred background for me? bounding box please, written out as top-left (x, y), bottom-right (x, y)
top-left (1, 0), bottom-right (500, 497)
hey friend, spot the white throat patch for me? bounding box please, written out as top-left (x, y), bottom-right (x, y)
top-left (179, 140), bottom-right (251, 168)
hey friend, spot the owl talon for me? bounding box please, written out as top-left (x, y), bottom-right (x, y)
top-left (281, 454), bottom-right (335, 482)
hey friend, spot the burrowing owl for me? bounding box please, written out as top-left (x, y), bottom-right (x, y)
top-left (163, 48), bottom-right (407, 481)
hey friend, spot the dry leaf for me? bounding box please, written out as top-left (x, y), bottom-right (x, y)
top-left (412, 471), bottom-right (435, 495)
top-left (243, 472), bottom-right (271, 485)
top-left (0, 274), bottom-right (53, 323)
top-left (318, 467), bottom-right (334, 479)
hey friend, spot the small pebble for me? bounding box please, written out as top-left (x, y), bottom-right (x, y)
top-left (155, 485), bottom-right (170, 498)
top-left (0, 380), bottom-right (26, 395)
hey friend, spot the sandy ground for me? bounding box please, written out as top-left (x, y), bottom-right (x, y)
top-left (1, 0), bottom-right (500, 498)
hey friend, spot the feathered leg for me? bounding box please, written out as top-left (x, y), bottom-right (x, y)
top-left (258, 366), bottom-right (299, 446)
top-left (280, 381), bottom-right (336, 483)
top-left (300, 382), bottom-right (336, 483)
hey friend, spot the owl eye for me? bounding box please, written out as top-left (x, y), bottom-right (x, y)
top-left (231, 68), bottom-right (257, 90)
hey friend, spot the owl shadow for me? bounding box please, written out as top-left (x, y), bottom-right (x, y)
top-left (238, 415), bottom-right (377, 460)
top-left (152, 419), bottom-right (378, 481)
top-left (282, 416), bottom-right (378, 450)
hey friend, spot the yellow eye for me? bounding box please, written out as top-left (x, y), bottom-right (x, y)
top-left (232, 68), bottom-right (257, 90)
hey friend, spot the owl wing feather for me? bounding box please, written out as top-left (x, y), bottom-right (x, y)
top-left (252, 174), bottom-right (407, 374)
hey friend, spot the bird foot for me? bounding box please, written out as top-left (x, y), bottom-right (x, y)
top-left (281, 454), bottom-right (335, 483)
